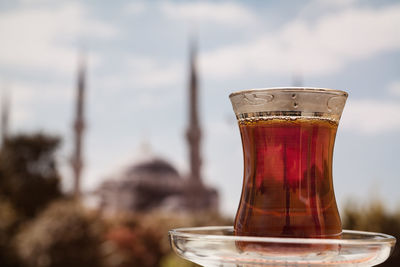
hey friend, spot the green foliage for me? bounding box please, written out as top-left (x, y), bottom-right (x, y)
top-left (15, 200), bottom-right (105, 267)
top-left (105, 221), bottom-right (164, 267)
top-left (103, 212), bottom-right (232, 267)
top-left (0, 133), bottom-right (62, 218)
top-left (159, 253), bottom-right (198, 267)
top-left (342, 200), bottom-right (400, 267)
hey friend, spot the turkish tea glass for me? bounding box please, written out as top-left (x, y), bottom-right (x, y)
top-left (229, 88), bottom-right (348, 241)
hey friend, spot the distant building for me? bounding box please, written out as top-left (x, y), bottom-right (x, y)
top-left (96, 41), bottom-right (218, 214)
top-left (97, 156), bottom-right (218, 213)
top-left (97, 157), bottom-right (185, 212)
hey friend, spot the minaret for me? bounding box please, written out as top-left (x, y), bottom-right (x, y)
top-left (71, 54), bottom-right (86, 198)
top-left (186, 41), bottom-right (202, 184)
top-left (1, 88), bottom-right (10, 144)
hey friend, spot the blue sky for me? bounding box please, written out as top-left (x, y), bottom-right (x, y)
top-left (0, 0), bottom-right (399, 215)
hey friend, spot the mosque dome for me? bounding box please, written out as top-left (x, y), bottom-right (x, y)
top-left (126, 157), bottom-right (180, 178)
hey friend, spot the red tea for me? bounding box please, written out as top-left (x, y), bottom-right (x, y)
top-left (234, 117), bottom-right (342, 239)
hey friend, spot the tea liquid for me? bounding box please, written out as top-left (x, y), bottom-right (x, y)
top-left (234, 117), bottom-right (342, 238)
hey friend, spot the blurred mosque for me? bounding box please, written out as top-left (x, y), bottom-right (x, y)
top-left (71, 43), bottom-right (219, 214)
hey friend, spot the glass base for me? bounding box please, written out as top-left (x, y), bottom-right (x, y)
top-left (169, 226), bottom-right (396, 267)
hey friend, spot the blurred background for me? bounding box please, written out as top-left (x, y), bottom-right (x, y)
top-left (0, 0), bottom-right (399, 266)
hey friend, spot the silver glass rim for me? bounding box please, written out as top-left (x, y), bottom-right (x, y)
top-left (229, 87), bottom-right (348, 98)
top-left (169, 226), bottom-right (395, 245)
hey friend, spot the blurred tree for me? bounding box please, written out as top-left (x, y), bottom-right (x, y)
top-left (15, 200), bottom-right (105, 267)
top-left (0, 198), bottom-right (21, 266)
top-left (0, 133), bottom-right (62, 218)
top-left (103, 212), bottom-right (231, 267)
top-left (105, 218), bottom-right (165, 267)
top-left (342, 200), bottom-right (400, 267)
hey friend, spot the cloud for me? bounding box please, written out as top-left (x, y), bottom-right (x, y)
top-left (6, 81), bottom-right (73, 130)
top-left (127, 57), bottom-right (183, 89)
top-left (124, 2), bottom-right (147, 15)
top-left (340, 99), bottom-right (400, 135)
top-left (199, 4), bottom-right (400, 78)
top-left (100, 56), bottom-right (183, 91)
top-left (300, 0), bottom-right (359, 14)
top-left (388, 81), bottom-right (400, 97)
top-left (159, 1), bottom-right (258, 26)
top-left (0, 2), bottom-right (118, 74)
top-left (95, 55), bottom-right (184, 111)
top-left (313, 0), bottom-right (358, 7)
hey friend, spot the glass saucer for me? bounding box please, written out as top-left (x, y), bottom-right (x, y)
top-left (169, 226), bottom-right (396, 267)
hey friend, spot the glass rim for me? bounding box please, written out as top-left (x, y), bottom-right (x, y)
top-left (169, 226), bottom-right (396, 245)
top-left (229, 87), bottom-right (348, 98)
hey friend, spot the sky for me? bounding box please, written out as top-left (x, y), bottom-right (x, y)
top-left (0, 0), bottom-right (399, 216)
